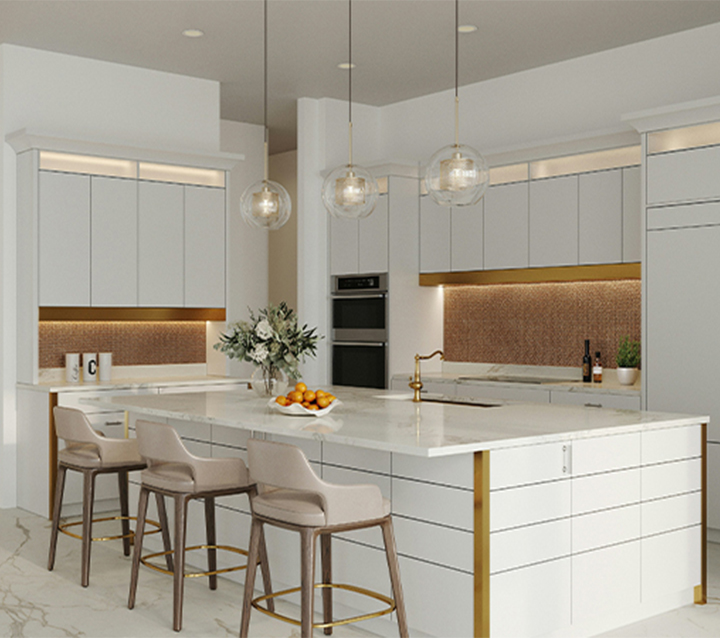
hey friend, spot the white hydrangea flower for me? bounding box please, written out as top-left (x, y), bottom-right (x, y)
top-left (255, 319), bottom-right (273, 340)
top-left (249, 344), bottom-right (269, 363)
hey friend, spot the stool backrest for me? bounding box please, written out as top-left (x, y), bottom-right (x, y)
top-left (54, 406), bottom-right (103, 447)
top-left (135, 420), bottom-right (194, 467)
top-left (247, 438), bottom-right (324, 493)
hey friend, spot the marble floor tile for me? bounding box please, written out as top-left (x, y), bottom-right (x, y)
top-left (2, 508), bottom-right (720, 637)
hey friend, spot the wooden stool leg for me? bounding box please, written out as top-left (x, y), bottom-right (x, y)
top-left (128, 486), bottom-right (150, 610)
top-left (155, 492), bottom-right (174, 572)
top-left (300, 528), bottom-right (317, 638)
top-left (80, 469), bottom-right (97, 588)
top-left (381, 519), bottom-right (409, 638)
top-left (257, 524), bottom-right (275, 613)
top-left (47, 464), bottom-right (67, 571)
top-left (240, 517), bottom-right (263, 638)
top-left (204, 496), bottom-right (217, 590)
top-left (118, 470), bottom-right (131, 556)
top-left (173, 494), bottom-right (189, 632)
top-left (321, 533), bottom-right (333, 635)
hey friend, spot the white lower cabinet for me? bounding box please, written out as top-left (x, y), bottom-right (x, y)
top-left (490, 518), bottom-right (571, 574)
top-left (642, 525), bottom-right (702, 601)
top-left (709, 441), bottom-right (720, 530)
top-left (549, 390), bottom-right (641, 411)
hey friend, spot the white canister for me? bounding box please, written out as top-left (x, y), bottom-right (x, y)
top-left (83, 353), bottom-right (98, 383)
top-left (65, 353), bottom-right (80, 383)
top-left (99, 352), bottom-right (113, 383)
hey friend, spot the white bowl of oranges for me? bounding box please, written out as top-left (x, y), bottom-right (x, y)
top-left (269, 382), bottom-right (341, 416)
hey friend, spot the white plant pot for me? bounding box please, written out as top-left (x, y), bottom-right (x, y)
top-left (617, 367), bottom-right (639, 386)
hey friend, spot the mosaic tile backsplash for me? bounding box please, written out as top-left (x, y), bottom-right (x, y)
top-left (39, 322), bottom-right (206, 368)
top-left (444, 280), bottom-right (641, 368)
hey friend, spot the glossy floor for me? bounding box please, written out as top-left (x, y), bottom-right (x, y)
top-left (0, 508), bottom-right (718, 637)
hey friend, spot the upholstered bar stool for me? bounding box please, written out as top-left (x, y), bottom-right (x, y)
top-left (240, 438), bottom-right (408, 638)
top-left (129, 420), bottom-right (274, 632)
top-left (48, 406), bottom-right (170, 588)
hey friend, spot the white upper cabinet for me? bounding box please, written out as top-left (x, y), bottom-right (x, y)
top-left (622, 166), bottom-right (642, 263)
top-left (184, 185), bottom-right (226, 308)
top-left (138, 181), bottom-right (184, 307)
top-left (358, 194), bottom-right (389, 274)
top-left (578, 169), bottom-right (622, 265)
top-left (419, 196), bottom-right (451, 273)
top-left (91, 176), bottom-right (138, 306)
top-left (647, 145), bottom-right (720, 205)
top-left (529, 175), bottom-right (579, 267)
top-left (330, 217), bottom-right (359, 276)
top-left (451, 200), bottom-right (483, 272)
top-left (484, 182), bottom-right (529, 270)
top-left (38, 171), bottom-right (91, 306)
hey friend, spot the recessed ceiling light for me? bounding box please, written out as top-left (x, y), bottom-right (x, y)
top-left (458, 24), bottom-right (478, 33)
top-left (182, 28), bottom-right (204, 38)
top-left (337, 62), bottom-right (356, 70)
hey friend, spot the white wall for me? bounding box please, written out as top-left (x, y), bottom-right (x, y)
top-left (0, 44), bottom-right (224, 508)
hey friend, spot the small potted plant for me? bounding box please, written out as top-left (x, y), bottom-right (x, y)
top-left (616, 336), bottom-right (640, 385)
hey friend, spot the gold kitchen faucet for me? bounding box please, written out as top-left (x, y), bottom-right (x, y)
top-left (409, 350), bottom-right (444, 402)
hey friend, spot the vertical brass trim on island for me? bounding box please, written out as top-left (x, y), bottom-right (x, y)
top-left (48, 393), bottom-right (59, 520)
top-left (696, 422), bottom-right (708, 605)
top-left (474, 451), bottom-right (490, 637)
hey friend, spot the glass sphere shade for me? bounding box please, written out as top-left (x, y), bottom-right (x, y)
top-left (322, 164), bottom-right (379, 219)
top-left (240, 179), bottom-right (292, 230)
top-left (424, 144), bottom-right (489, 206)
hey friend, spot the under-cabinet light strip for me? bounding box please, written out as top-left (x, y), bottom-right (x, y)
top-left (39, 151), bottom-right (137, 178)
top-left (648, 121), bottom-right (720, 155)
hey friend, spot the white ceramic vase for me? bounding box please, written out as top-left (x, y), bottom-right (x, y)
top-left (617, 367), bottom-right (639, 386)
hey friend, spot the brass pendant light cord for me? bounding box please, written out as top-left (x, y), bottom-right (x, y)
top-left (263, 0), bottom-right (269, 182)
top-left (348, 0), bottom-right (353, 167)
top-left (454, 0), bottom-right (459, 148)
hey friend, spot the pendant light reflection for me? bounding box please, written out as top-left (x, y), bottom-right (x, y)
top-left (240, 0), bottom-right (291, 230)
top-left (424, 0), bottom-right (489, 207)
top-left (321, 0), bottom-right (379, 220)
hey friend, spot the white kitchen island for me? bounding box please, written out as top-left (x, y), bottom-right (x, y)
top-left (84, 387), bottom-right (707, 638)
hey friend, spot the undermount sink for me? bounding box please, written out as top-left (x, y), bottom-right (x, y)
top-left (457, 375), bottom-right (576, 385)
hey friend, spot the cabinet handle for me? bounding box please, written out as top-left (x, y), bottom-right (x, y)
top-left (105, 421), bottom-right (123, 426)
top-left (562, 444), bottom-right (572, 474)
top-left (584, 403), bottom-right (602, 408)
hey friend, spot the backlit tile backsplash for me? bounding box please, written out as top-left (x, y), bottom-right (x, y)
top-left (444, 280), bottom-right (641, 368)
top-left (39, 321), bottom-right (206, 368)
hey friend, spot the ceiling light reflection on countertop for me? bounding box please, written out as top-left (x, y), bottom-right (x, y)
top-left (458, 24), bottom-right (477, 33)
top-left (182, 28), bottom-right (204, 38)
top-left (337, 62), bottom-right (356, 70)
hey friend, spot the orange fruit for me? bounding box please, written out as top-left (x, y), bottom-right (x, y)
top-left (307, 404), bottom-right (319, 411)
top-left (288, 391), bottom-right (304, 403)
top-left (295, 382), bottom-right (307, 393)
top-left (315, 390), bottom-right (326, 399)
top-left (303, 390), bottom-right (316, 403)
top-left (302, 401), bottom-right (311, 409)
top-left (326, 395), bottom-right (336, 403)
top-left (275, 396), bottom-right (288, 406)
top-left (316, 396), bottom-right (331, 409)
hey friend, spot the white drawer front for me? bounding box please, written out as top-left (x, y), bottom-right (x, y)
top-left (212, 425), bottom-right (251, 449)
top-left (642, 424), bottom-right (702, 465)
top-left (572, 540), bottom-right (641, 624)
top-left (490, 557), bottom-right (571, 638)
top-left (167, 417), bottom-right (211, 442)
top-left (85, 411), bottom-right (126, 437)
top-left (456, 383), bottom-right (550, 403)
top-left (642, 457), bottom-right (702, 501)
top-left (490, 442), bottom-right (567, 490)
top-left (323, 465), bottom-right (391, 499)
top-left (490, 518), bottom-right (571, 574)
top-left (642, 525), bottom-right (702, 602)
top-left (572, 432), bottom-right (641, 476)
top-left (642, 491), bottom-right (702, 537)
top-left (490, 479), bottom-right (571, 532)
top-left (550, 391), bottom-right (640, 411)
top-left (572, 504), bottom-right (641, 554)
top-left (323, 442), bottom-right (391, 475)
top-left (392, 477), bottom-right (473, 531)
top-left (572, 467), bottom-right (641, 515)
top-left (266, 434), bottom-right (321, 462)
top-left (394, 516), bottom-right (473, 572)
top-left (392, 452), bottom-right (473, 489)
top-left (158, 383), bottom-right (244, 394)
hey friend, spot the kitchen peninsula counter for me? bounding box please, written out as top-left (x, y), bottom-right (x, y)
top-left (84, 387), bottom-right (705, 638)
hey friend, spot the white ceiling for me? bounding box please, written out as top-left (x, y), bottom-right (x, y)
top-left (2, 0), bottom-right (720, 154)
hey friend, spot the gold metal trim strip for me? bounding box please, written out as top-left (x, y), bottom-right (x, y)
top-left (140, 544), bottom-right (249, 578)
top-left (420, 263), bottom-right (641, 287)
top-left (59, 516), bottom-right (162, 541)
top-left (39, 307), bottom-right (226, 321)
top-left (252, 583), bottom-right (396, 628)
top-left (474, 451), bottom-right (490, 638)
top-left (696, 422), bottom-right (708, 604)
top-left (49, 393), bottom-right (59, 520)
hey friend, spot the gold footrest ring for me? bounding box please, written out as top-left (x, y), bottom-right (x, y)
top-left (140, 544), bottom-right (252, 578)
top-left (59, 516), bottom-right (162, 542)
top-left (252, 582), bottom-right (396, 629)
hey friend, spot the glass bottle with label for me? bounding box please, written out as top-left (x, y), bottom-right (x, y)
top-left (582, 340), bottom-right (592, 382)
top-left (593, 351), bottom-right (603, 383)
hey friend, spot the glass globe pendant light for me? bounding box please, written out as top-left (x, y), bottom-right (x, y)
top-left (321, 0), bottom-right (379, 220)
top-left (240, 0), bottom-right (291, 230)
top-left (425, 0), bottom-right (489, 207)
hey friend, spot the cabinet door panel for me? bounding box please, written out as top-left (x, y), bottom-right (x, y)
top-left (392, 477), bottom-right (473, 531)
top-left (647, 145), bottom-right (720, 205)
top-left (329, 216), bottom-right (358, 275)
top-left (529, 175), bottom-right (578, 267)
top-left (91, 176), bottom-right (138, 306)
top-left (451, 200), bottom-right (483, 271)
top-left (39, 171), bottom-right (90, 306)
top-left (185, 185), bottom-right (225, 307)
top-left (572, 468), bottom-right (641, 515)
top-left (419, 196), bottom-right (450, 273)
top-left (490, 518), bottom-right (571, 574)
top-left (642, 525), bottom-right (701, 601)
top-left (394, 515), bottom-right (473, 572)
top-left (709, 442), bottom-right (720, 529)
top-left (138, 181), bottom-right (184, 306)
top-left (484, 181), bottom-right (529, 270)
top-left (571, 431), bottom-right (641, 476)
top-left (642, 424), bottom-right (702, 465)
top-left (358, 194), bottom-right (388, 273)
top-left (490, 479), bottom-right (571, 532)
top-left (642, 458), bottom-right (701, 501)
top-left (572, 505), bottom-right (640, 553)
top-left (642, 491), bottom-right (701, 536)
top-left (579, 169), bottom-right (622, 264)
top-left (490, 441), bottom-right (567, 489)
top-left (622, 166), bottom-right (642, 262)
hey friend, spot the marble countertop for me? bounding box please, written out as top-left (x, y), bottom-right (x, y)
top-left (18, 375), bottom-right (248, 394)
top-left (83, 386), bottom-right (703, 458)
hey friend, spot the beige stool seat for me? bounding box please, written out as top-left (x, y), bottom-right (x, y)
top-left (240, 438), bottom-right (408, 638)
top-left (128, 420), bottom-right (274, 632)
top-left (48, 407), bottom-right (171, 588)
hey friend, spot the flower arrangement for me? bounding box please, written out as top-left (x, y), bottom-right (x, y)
top-left (214, 303), bottom-right (321, 388)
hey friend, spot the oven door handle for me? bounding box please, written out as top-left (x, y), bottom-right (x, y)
top-left (331, 293), bottom-right (387, 300)
top-left (332, 341), bottom-right (387, 347)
